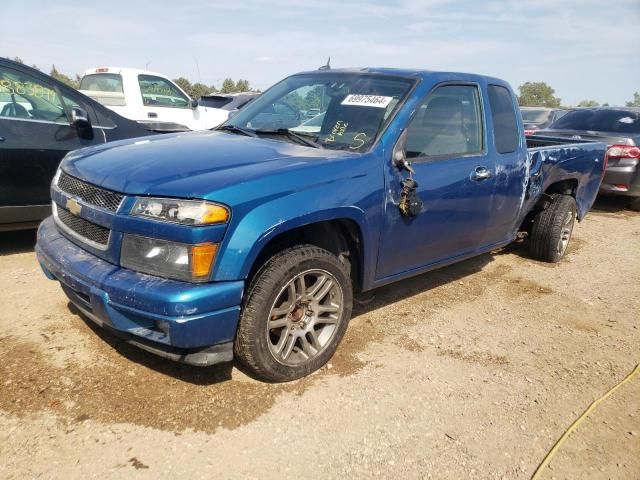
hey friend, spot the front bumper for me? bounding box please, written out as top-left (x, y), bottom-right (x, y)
top-left (36, 217), bottom-right (244, 366)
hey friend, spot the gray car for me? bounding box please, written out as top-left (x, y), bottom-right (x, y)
top-left (538, 107), bottom-right (640, 210)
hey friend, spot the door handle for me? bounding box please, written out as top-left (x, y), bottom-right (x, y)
top-left (147, 112), bottom-right (158, 118)
top-left (0, 136), bottom-right (5, 142)
top-left (471, 166), bottom-right (493, 181)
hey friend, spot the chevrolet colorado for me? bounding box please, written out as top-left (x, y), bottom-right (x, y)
top-left (36, 68), bottom-right (607, 382)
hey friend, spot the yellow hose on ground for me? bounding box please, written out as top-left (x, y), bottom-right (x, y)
top-left (530, 362), bottom-right (640, 480)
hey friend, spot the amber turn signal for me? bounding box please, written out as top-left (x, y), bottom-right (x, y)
top-left (191, 243), bottom-right (218, 279)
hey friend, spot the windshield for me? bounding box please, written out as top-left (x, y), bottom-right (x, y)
top-left (549, 109), bottom-right (640, 134)
top-left (224, 73), bottom-right (414, 151)
top-left (520, 109), bottom-right (551, 124)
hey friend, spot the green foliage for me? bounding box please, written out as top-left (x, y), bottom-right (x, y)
top-left (172, 77), bottom-right (217, 99)
top-left (304, 86), bottom-right (323, 110)
top-left (50, 65), bottom-right (79, 89)
top-left (577, 100), bottom-right (600, 107)
top-left (235, 79), bottom-right (250, 92)
top-left (220, 78), bottom-right (237, 94)
top-left (517, 82), bottom-right (561, 108)
top-left (626, 92), bottom-right (640, 107)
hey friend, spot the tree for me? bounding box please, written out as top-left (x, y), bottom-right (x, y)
top-left (577, 100), bottom-right (600, 107)
top-left (626, 92), bottom-right (640, 107)
top-left (517, 82), bottom-right (561, 108)
top-left (12, 56), bottom-right (23, 64)
top-left (235, 79), bottom-right (251, 92)
top-left (173, 77), bottom-right (193, 95)
top-left (50, 65), bottom-right (79, 88)
top-left (190, 82), bottom-right (213, 99)
top-left (220, 78), bottom-right (237, 93)
top-left (304, 86), bottom-right (323, 110)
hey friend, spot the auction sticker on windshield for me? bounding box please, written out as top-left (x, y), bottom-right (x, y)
top-left (341, 94), bottom-right (393, 108)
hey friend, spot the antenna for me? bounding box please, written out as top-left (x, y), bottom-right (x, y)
top-left (318, 57), bottom-right (331, 71)
top-left (145, 61), bottom-right (151, 70)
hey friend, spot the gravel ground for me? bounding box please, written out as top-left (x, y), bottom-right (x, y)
top-left (0, 197), bottom-right (638, 480)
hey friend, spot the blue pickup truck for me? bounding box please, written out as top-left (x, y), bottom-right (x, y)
top-left (36, 68), bottom-right (607, 382)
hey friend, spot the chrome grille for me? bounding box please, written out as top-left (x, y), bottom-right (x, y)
top-left (57, 207), bottom-right (110, 247)
top-left (57, 171), bottom-right (124, 212)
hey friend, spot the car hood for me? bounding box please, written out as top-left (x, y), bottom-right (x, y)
top-left (62, 131), bottom-right (360, 201)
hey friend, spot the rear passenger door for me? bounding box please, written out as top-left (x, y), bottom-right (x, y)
top-left (377, 83), bottom-right (497, 279)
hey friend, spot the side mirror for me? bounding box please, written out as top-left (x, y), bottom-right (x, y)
top-left (190, 98), bottom-right (199, 109)
top-left (392, 129), bottom-right (414, 174)
top-left (71, 107), bottom-right (93, 139)
top-left (227, 109), bottom-right (239, 119)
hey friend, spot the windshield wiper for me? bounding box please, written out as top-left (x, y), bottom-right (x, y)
top-left (215, 124), bottom-right (258, 137)
top-left (255, 128), bottom-right (321, 148)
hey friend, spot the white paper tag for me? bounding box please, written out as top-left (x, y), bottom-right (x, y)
top-left (341, 94), bottom-right (393, 108)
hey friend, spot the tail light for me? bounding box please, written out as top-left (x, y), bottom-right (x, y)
top-left (606, 144), bottom-right (640, 159)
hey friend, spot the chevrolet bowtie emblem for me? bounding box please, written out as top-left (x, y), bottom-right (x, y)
top-left (66, 198), bottom-right (82, 216)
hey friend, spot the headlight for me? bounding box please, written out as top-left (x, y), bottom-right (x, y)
top-left (131, 197), bottom-right (229, 225)
top-left (121, 234), bottom-right (218, 282)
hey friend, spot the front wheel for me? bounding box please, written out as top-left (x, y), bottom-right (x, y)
top-left (235, 245), bottom-right (353, 382)
top-left (529, 193), bottom-right (577, 263)
top-left (629, 197), bottom-right (640, 212)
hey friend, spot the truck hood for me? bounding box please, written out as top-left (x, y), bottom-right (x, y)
top-left (63, 131), bottom-right (359, 200)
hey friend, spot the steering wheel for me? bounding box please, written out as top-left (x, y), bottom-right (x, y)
top-left (1, 102), bottom-right (29, 118)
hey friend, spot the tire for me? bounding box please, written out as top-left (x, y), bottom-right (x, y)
top-left (235, 245), bottom-right (353, 382)
top-left (529, 193), bottom-right (577, 263)
top-left (629, 197), bottom-right (640, 212)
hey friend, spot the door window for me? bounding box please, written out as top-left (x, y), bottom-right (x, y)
top-left (405, 84), bottom-right (483, 159)
top-left (0, 66), bottom-right (70, 124)
top-left (488, 85), bottom-right (519, 154)
top-left (138, 75), bottom-right (189, 108)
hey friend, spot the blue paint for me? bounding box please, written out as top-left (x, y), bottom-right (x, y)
top-left (36, 68), bottom-right (607, 362)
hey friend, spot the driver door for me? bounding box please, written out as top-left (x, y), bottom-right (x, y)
top-left (376, 83), bottom-right (498, 280)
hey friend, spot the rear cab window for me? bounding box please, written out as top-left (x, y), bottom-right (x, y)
top-left (79, 73), bottom-right (124, 93)
top-left (488, 85), bottom-right (520, 154)
top-left (138, 75), bottom-right (189, 108)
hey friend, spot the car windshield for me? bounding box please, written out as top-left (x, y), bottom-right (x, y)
top-left (223, 73), bottom-right (414, 151)
top-left (550, 109), bottom-right (640, 134)
top-left (521, 109), bottom-right (551, 123)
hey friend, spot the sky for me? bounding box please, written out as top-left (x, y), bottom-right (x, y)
top-left (3, 0), bottom-right (639, 106)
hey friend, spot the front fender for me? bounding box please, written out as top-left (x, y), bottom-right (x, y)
top-left (212, 184), bottom-right (379, 284)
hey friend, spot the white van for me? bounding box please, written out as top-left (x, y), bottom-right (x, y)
top-left (79, 67), bottom-right (228, 131)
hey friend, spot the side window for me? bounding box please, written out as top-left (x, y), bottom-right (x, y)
top-left (405, 85), bottom-right (483, 159)
top-left (138, 75), bottom-right (189, 108)
top-left (0, 66), bottom-right (69, 124)
top-left (488, 85), bottom-right (519, 154)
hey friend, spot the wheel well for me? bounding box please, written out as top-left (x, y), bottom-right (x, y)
top-left (248, 220), bottom-right (364, 291)
top-left (544, 179), bottom-right (578, 197)
top-left (520, 179), bottom-right (579, 234)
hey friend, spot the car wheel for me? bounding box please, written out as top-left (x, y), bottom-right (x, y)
top-left (235, 245), bottom-right (353, 382)
top-left (629, 197), bottom-right (640, 212)
top-left (529, 193), bottom-right (577, 263)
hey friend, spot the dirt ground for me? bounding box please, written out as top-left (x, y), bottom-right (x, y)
top-left (1, 197), bottom-right (638, 480)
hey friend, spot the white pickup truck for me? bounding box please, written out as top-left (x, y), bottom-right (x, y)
top-left (79, 67), bottom-right (228, 131)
